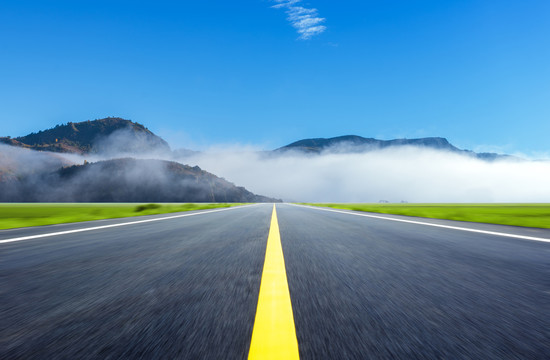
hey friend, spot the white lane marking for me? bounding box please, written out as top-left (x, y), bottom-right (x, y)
top-left (288, 204), bottom-right (550, 243)
top-left (0, 204), bottom-right (262, 244)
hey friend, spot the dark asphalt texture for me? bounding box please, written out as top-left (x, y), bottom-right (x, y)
top-left (1, 203), bottom-right (549, 359)
top-left (1, 205), bottom-right (271, 359)
top-left (278, 204), bottom-right (550, 359)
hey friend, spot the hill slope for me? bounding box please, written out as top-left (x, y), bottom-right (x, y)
top-left (0, 158), bottom-right (279, 203)
top-left (0, 117), bottom-right (170, 154)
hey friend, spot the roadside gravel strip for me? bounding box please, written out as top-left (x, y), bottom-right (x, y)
top-left (290, 204), bottom-right (550, 243)
top-left (0, 204), bottom-right (259, 244)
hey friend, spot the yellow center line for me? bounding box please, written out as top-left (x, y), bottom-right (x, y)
top-left (248, 204), bottom-right (300, 360)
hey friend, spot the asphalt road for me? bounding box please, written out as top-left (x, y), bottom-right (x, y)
top-left (1, 203), bottom-right (549, 359)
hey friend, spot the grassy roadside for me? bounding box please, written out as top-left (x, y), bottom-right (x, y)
top-left (0, 203), bottom-right (246, 230)
top-left (300, 203), bottom-right (550, 229)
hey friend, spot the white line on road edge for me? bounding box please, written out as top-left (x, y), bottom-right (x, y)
top-left (0, 204), bottom-right (262, 245)
top-left (288, 204), bottom-right (550, 243)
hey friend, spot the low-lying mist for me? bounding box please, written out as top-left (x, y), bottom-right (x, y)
top-left (2, 131), bottom-right (550, 203)
top-left (0, 148), bottom-right (272, 202)
top-left (176, 146), bottom-right (550, 203)
top-left (0, 144), bottom-right (76, 178)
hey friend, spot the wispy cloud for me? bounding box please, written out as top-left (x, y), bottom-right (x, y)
top-left (271, 0), bottom-right (327, 40)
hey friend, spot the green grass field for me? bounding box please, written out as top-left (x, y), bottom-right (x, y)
top-left (0, 203), bottom-right (245, 230)
top-left (302, 203), bottom-right (550, 229)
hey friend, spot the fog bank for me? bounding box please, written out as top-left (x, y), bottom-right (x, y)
top-left (3, 139), bottom-right (550, 203)
top-left (178, 147), bottom-right (550, 203)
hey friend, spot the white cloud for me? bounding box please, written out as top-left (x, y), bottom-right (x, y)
top-left (271, 0), bottom-right (327, 40)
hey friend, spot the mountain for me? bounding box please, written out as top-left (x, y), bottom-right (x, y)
top-left (1, 120), bottom-right (516, 161)
top-left (0, 119), bottom-right (521, 203)
top-left (0, 117), bottom-right (170, 154)
top-left (276, 136), bottom-right (459, 153)
top-left (0, 158), bottom-right (279, 202)
top-left (275, 135), bottom-right (514, 160)
top-left (0, 118), bottom-right (279, 202)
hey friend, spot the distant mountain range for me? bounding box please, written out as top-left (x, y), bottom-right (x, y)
top-left (0, 117), bottom-right (518, 202)
top-left (1, 118), bottom-right (514, 160)
top-left (275, 135), bottom-right (513, 161)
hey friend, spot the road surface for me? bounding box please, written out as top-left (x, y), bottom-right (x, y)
top-left (1, 203), bottom-right (549, 359)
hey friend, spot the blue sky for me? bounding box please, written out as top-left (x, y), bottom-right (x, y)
top-left (1, 0), bottom-right (549, 155)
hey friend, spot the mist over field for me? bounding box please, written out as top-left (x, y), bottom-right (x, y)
top-left (176, 146), bottom-right (550, 203)
top-left (3, 126), bottom-right (550, 203)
